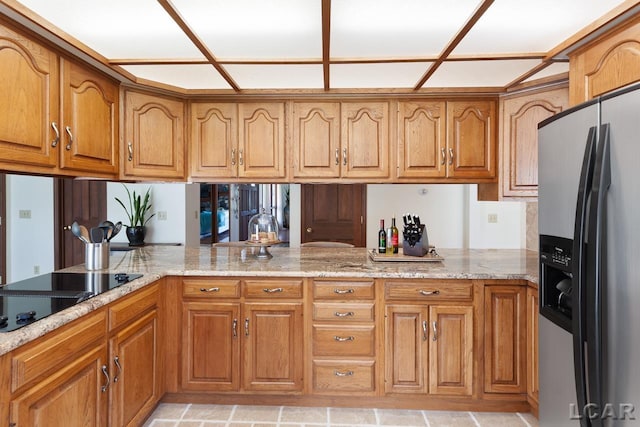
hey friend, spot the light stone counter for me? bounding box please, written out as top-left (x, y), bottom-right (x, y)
top-left (0, 246), bottom-right (539, 356)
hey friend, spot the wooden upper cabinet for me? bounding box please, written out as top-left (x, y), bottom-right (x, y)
top-left (0, 22), bottom-right (58, 171)
top-left (501, 86), bottom-right (569, 198)
top-left (238, 102), bottom-right (286, 179)
top-left (569, 16), bottom-right (640, 106)
top-left (446, 100), bottom-right (496, 179)
top-left (397, 101), bottom-right (446, 179)
top-left (59, 59), bottom-right (118, 175)
top-left (190, 103), bottom-right (238, 179)
top-left (292, 102), bottom-right (341, 178)
top-left (123, 90), bottom-right (185, 180)
top-left (341, 102), bottom-right (390, 179)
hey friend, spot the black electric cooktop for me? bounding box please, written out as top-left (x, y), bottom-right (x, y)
top-left (0, 272), bottom-right (143, 332)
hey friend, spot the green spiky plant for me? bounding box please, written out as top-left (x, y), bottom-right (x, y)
top-left (115, 185), bottom-right (156, 227)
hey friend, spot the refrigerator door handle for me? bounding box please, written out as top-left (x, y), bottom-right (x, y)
top-left (571, 126), bottom-right (598, 426)
top-left (585, 123), bottom-right (611, 426)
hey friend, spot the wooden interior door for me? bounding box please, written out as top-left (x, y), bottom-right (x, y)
top-left (237, 184), bottom-right (259, 241)
top-left (55, 179), bottom-right (107, 268)
top-left (301, 184), bottom-right (365, 247)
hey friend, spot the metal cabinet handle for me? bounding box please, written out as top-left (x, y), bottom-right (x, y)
top-left (113, 356), bottom-right (122, 383)
top-left (335, 148), bottom-right (339, 165)
top-left (232, 318), bottom-right (238, 337)
top-left (422, 320), bottom-right (428, 341)
top-left (244, 318), bottom-right (249, 336)
top-left (200, 287), bottom-right (220, 293)
top-left (334, 370), bottom-right (354, 377)
top-left (334, 288), bottom-right (354, 295)
top-left (342, 148), bottom-right (347, 166)
top-left (231, 148), bottom-right (236, 166)
top-left (127, 142), bottom-right (133, 161)
top-left (101, 365), bottom-right (110, 392)
top-left (441, 148), bottom-right (446, 165)
top-left (51, 122), bottom-right (60, 147)
top-left (263, 287), bottom-right (283, 293)
top-left (239, 149), bottom-right (244, 165)
top-left (334, 311), bottom-right (354, 318)
top-left (334, 335), bottom-right (355, 342)
top-left (432, 321), bottom-right (438, 341)
top-left (448, 148), bottom-right (454, 165)
top-left (65, 126), bottom-right (73, 150)
top-left (419, 289), bottom-right (440, 296)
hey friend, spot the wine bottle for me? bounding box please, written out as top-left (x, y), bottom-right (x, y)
top-left (387, 216), bottom-right (399, 254)
top-left (378, 219), bottom-right (386, 253)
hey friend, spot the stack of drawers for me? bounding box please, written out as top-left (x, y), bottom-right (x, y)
top-left (311, 279), bottom-right (377, 395)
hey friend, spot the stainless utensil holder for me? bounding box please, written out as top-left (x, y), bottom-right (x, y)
top-left (86, 242), bottom-right (109, 270)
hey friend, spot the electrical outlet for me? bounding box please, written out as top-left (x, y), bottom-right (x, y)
top-left (33, 265), bottom-right (40, 275)
top-left (19, 209), bottom-right (32, 219)
top-left (157, 211), bottom-right (167, 221)
top-left (488, 213), bottom-right (498, 223)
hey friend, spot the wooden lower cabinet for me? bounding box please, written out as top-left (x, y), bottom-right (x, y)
top-left (385, 304), bottom-right (473, 396)
top-left (527, 286), bottom-right (539, 408)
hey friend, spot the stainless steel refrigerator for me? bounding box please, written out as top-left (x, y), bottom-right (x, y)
top-left (538, 83), bottom-right (640, 426)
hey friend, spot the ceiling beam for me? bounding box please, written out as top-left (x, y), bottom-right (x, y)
top-left (157, 0), bottom-right (241, 92)
top-left (413, 0), bottom-right (495, 90)
top-left (322, 0), bottom-right (331, 91)
top-left (503, 61), bottom-right (554, 90)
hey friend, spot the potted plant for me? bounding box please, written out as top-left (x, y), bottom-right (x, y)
top-left (115, 185), bottom-right (155, 246)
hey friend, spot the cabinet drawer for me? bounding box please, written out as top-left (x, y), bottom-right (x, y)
top-left (244, 279), bottom-right (303, 299)
top-left (11, 311), bottom-right (107, 392)
top-left (313, 325), bottom-right (375, 357)
top-left (313, 280), bottom-right (375, 300)
top-left (313, 302), bottom-right (374, 322)
top-left (385, 280), bottom-right (473, 301)
top-left (313, 360), bottom-right (375, 393)
top-left (183, 278), bottom-right (241, 298)
top-left (109, 284), bottom-right (158, 330)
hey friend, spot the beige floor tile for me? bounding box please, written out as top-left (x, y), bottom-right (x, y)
top-left (200, 423), bottom-right (227, 427)
top-left (377, 408), bottom-right (427, 426)
top-left (177, 422), bottom-right (203, 427)
top-left (151, 421), bottom-right (178, 427)
top-left (183, 404), bottom-right (234, 421)
top-left (518, 412), bottom-right (540, 427)
top-left (149, 403), bottom-right (189, 420)
top-left (329, 407), bottom-right (377, 425)
top-left (226, 424), bottom-right (253, 427)
top-left (473, 412), bottom-right (527, 426)
top-left (280, 406), bottom-right (329, 423)
top-left (424, 410), bottom-right (476, 427)
top-left (231, 405), bottom-right (282, 422)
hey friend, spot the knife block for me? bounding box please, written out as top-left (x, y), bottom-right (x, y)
top-left (402, 225), bottom-right (429, 257)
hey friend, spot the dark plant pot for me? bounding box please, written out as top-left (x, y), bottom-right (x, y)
top-left (126, 226), bottom-right (146, 246)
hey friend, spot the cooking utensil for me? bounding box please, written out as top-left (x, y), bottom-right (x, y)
top-left (90, 227), bottom-right (105, 243)
top-left (109, 221), bottom-right (122, 241)
top-left (71, 221), bottom-right (90, 244)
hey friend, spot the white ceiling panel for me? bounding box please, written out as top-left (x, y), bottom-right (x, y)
top-left (523, 62), bottom-right (570, 83)
top-left (223, 64), bottom-right (324, 89)
top-left (423, 60), bottom-right (542, 88)
top-left (171, 0), bottom-right (322, 59)
top-left (17, 0), bottom-right (205, 59)
top-left (331, 62), bottom-right (432, 88)
top-left (453, 0), bottom-right (626, 54)
top-left (120, 65), bottom-right (232, 90)
top-left (331, 0), bottom-right (479, 58)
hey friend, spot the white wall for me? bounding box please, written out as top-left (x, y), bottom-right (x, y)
top-left (6, 175), bottom-right (55, 282)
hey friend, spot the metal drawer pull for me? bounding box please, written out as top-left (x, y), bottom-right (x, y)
top-left (127, 141), bottom-right (133, 161)
top-left (334, 335), bottom-right (355, 342)
top-left (232, 318), bottom-right (238, 337)
top-left (441, 148), bottom-right (446, 165)
top-left (244, 318), bottom-right (250, 336)
top-left (335, 148), bottom-right (339, 165)
top-left (239, 149), bottom-right (244, 165)
top-left (334, 370), bottom-right (354, 377)
top-left (334, 311), bottom-right (355, 317)
top-left (334, 288), bottom-right (354, 294)
top-left (65, 126), bottom-right (73, 150)
top-left (101, 365), bottom-right (110, 392)
top-left (422, 320), bottom-right (428, 341)
top-left (419, 289), bottom-right (440, 296)
top-left (113, 356), bottom-right (122, 382)
top-left (200, 287), bottom-right (220, 292)
top-left (343, 148), bottom-right (347, 166)
top-left (432, 321), bottom-right (438, 341)
top-left (51, 122), bottom-right (60, 147)
top-left (231, 148), bottom-right (236, 166)
top-left (448, 148), bottom-right (454, 165)
top-left (263, 287), bottom-right (284, 293)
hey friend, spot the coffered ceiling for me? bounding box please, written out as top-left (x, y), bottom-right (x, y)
top-left (3, 0), bottom-right (638, 92)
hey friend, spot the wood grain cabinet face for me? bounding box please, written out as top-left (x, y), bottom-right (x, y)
top-left (292, 102), bottom-right (341, 178)
top-left (446, 100), bottom-right (496, 179)
top-left (526, 286), bottom-right (539, 406)
top-left (238, 102), bottom-right (286, 179)
top-left (190, 103), bottom-right (238, 179)
top-left (124, 90), bottom-right (185, 179)
top-left (397, 101), bottom-right (446, 178)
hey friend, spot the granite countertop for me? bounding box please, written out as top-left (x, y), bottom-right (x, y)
top-left (0, 246), bottom-right (539, 356)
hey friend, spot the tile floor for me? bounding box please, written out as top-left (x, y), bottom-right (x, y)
top-left (142, 403), bottom-right (539, 427)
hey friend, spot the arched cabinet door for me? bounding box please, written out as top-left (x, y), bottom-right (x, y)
top-left (292, 102), bottom-right (341, 179)
top-left (123, 89), bottom-right (185, 180)
top-left (238, 102), bottom-right (286, 179)
top-left (190, 103), bottom-right (238, 179)
top-left (341, 102), bottom-right (390, 179)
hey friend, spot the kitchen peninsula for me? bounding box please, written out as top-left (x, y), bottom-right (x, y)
top-left (0, 246), bottom-right (539, 426)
